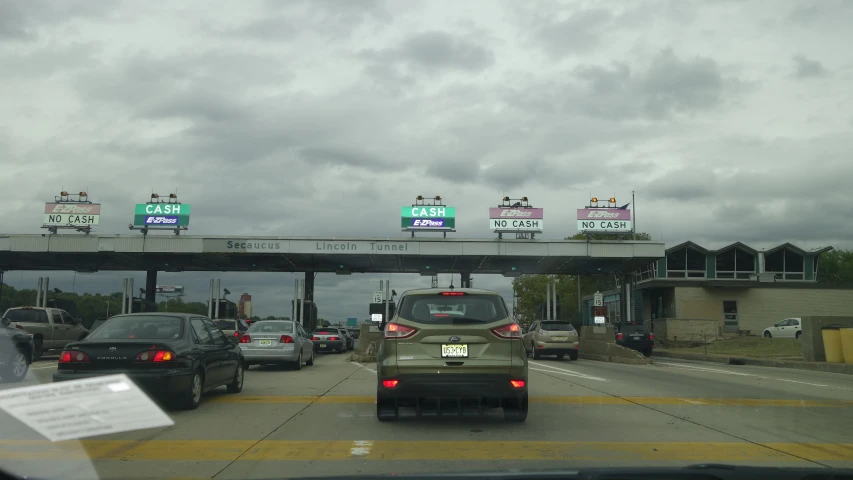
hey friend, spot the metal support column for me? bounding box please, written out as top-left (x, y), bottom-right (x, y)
top-left (300, 279), bottom-right (306, 330)
top-left (552, 280), bottom-right (558, 320)
top-left (145, 270), bottom-right (157, 303)
top-left (36, 278), bottom-right (43, 308)
top-left (127, 278), bottom-right (133, 313)
top-left (43, 277), bottom-right (50, 308)
top-left (618, 273), bottom-right (628, 324)
top-left (208, 279), bottom-right (214, 318)
top-left (214, 279), bottom-right (221, 319)
top-left (545, 281), bottom-right (551, 321)
top-left (121, 279), bottom-right (127, 314)
top-left (293, 279), bottom-right (299, 323)
top-left (385, 280), bottom-right (390, 323)
top-left (460, 272), bottom-right (471, 289)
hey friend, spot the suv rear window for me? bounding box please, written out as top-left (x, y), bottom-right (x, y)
top-left (541, 322), bottom-right (574, 331)
top-left (4, 309), bottom-right (49, 324)
top-left (397, 293), bottom-right (508, 324)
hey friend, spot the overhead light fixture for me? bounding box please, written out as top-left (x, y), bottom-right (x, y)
top-left (521, 197), bottom-right (528, 202)
top-left (60, 191), bottom-right (69, 198)
top-left (591, 197), bottom-right (598, 203)
top-left (435, 196), bottom-right (441, 201)
top-left (224, 288), bottom-right (231, 295)
top-left (169, 193), bottom-right (177, 199)
top-left (151, 193), bottom-right (159, 200)
top-left (79, 191), bottom-right (88, 198)
top-left (609, 197), bottom-right (616, 203)
top-left (417, 195), bottom-right (423, 200)
top-left (503, 196), bottom-right (510, 202)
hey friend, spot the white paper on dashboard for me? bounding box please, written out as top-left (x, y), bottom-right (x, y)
top-left (0, 374), bottom-right (174, 442)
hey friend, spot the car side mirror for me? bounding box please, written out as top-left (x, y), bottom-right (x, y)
top-left (75, 317), bottom-right (83, 325)
top-left (228, 335), bottom-right (239, 345)
top-left (1, 317), bottom-right (9, 327)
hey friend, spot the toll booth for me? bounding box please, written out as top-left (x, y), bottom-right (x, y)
top-left (130, 297), bottom-right (158, 314)
top-left (292, 299), bottom-right (318, 332)
top-left (213, 299), bottom-right (238, 319)
top-left (369, 301), bottom-right (396, 324)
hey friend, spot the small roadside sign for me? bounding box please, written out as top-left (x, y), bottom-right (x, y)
top-left (593, 292), bottom-right (603, 307)
top-left (373, 290), bottom-right (383, 303)
top-left (347, 317), bottom-right (357, 327)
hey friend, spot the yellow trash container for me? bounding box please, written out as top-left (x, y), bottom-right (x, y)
top-left (822, 325), bottom-right (844, 363)
top-left (839, 328), bottom-right (853, 365)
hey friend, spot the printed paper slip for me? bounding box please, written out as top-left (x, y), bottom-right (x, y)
top-left (0, 374), bottom-right (174, 442)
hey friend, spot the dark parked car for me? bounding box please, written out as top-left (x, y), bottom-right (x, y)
top-left (1, 315), bottom-right (34, 383)
top-left (615, 323), bottom-right (654, 357)
top-left (52, 313), bottom-right (245, 410)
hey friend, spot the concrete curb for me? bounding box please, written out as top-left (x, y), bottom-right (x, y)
top-left (580, 353), bottom-right (652, 365)
top-left (652, 350), bottom-right (853, 375)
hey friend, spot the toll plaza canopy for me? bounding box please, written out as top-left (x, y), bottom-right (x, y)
top-left (0, 235), bottom-right (664, 275)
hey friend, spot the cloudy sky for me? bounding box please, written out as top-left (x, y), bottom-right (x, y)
top-left (1, 0), bottom-right (851, 320)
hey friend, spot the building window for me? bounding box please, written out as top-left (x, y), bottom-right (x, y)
top-left (716, 247), bottom-right (756, 279)
top-left (666, 246), bottom-right (706, 278)
top-left (765, 248), bottom-right (805, 280)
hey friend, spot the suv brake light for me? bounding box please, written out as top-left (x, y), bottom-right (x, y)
top-left (440, 292), bottom-right (465, 296)
top-left (491, 323), bottom-right (522, 339)
top-left (384, 323), bottom-right (417, 339)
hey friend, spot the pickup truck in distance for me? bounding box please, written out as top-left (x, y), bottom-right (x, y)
top-left (2, 307), bottom-right (89, 361)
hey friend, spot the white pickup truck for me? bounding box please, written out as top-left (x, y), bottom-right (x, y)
top-left (2, 307), bottom-right (90, 361)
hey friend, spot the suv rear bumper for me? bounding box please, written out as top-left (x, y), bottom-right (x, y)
top-left (378, 373), bottom-right (527, 399)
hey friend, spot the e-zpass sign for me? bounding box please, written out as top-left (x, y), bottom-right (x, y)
top-left (144, 216), bottom-right (179, 225)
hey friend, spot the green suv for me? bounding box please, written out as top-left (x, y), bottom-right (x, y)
top-left (375, 288), bottom-right (528, 422)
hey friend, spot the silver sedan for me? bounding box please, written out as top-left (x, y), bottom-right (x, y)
top-left (238, 320), bottom-right (314, 370)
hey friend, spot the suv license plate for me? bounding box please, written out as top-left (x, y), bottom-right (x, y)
top-left (553, 336), bottom-right (567, 341)
top-left (441, 344), bottom-right (468, 358)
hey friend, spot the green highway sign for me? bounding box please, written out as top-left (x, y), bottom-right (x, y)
top-left (401, 206), bottom-right (456, 230)
top-left (134, 204), bottom-right (191, 215)
top-left (133, 203), bottom-right (191, 228)
top-left (347, 317), bottom-right (357, 327)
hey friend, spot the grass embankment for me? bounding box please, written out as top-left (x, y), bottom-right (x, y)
top-left (674, 336), bottom-right (803, 359)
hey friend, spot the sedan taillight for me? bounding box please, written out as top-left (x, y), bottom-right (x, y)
top-left (59, 351), bottom-right (90, 363)
top-left (491, 323), bottom-right (522, 339)
top-left (280, 335), bottom-right (294, 343)
top-left (384, 323), bottom-right (417, 339)
top-left (616, 333), bottom-right (624, 340)
top-left (329, 336), bottom-right (339, 341)
top-left (240, 335), bottom-right (252, 343)
top-left (136, 350), bottom-right (175, 362)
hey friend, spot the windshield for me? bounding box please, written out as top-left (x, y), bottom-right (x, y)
top-left (398, 293), bottom-right (509, 324)
top-left (246, 321), bottom-right (293, 333)
top-left (84, 315), bottom-right (184, 340)
top-left (2, 3), bottom-right (852, 480)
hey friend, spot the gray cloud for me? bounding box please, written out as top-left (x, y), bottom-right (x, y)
top-left (792, 55), bottom-right (828, 78)
top-left (1, 0), bottom-right (852, 319)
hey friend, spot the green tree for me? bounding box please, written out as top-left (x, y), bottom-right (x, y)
top-left (265, 315), bottom-right (277, 320)
top-left (817, 249), bottom-right (853, 285)
top-left (511, 232), bottom-right (653, 327)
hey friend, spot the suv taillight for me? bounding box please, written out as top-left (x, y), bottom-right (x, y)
top-left (491, 323), bottom-right (522, 339)
top-left (616, 333), bottom-right (624, 340)
top-left (649, 333), bottom-right (654, 340)
top-left (59, 351), bottom-right (90, 363)
top-left (384, 323), bottom-right (417, 339)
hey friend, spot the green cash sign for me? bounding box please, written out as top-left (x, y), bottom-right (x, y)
top-left (400, 206), bottom-right (456, 229)
top-left (133, 203), bottom-right (191, 227)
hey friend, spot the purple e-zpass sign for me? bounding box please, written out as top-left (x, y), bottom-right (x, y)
top-left (409, 218), bottom-right (445, 227)
top-left (145, 215), bottom-right (179, 225)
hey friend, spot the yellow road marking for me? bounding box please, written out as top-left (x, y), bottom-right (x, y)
top-left (210, 395), bottom-right (853, 407)
top-left (0, 440), bottom-right (851, 462)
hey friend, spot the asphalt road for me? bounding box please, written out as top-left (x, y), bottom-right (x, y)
top-left (2, 349), bottom-right (853, 479)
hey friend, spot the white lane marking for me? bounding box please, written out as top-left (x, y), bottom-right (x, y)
top-left (656, 361), bottom-right (853, 392)
top-left (29, 364), bottom-right (58, 370)
top-left (655, 362), bottom-right (755, 377)
top-left (350, 440), bottom-right (373, 456)
top-left (775, 378), bottom-right (828, 387)
top-left (351, 361), bottom-right (377, 375)
top-left (529, 362), bottom-right (608, 382)
top-left (338, 412), bottom-right (374, 418)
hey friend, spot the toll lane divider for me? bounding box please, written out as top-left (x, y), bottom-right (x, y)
top-left (1, 440), bottom-right (852, 462)
top-left (207, 395), bottom-right (853, 407)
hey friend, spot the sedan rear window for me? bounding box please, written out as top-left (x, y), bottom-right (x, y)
top-left (247, 321), bottom-right (293, 333)
top-left (86, 315), bottom-right (184, 340)
top-left (541, 322), bottom-right (574, 331)
top-left (397, 293), bottom-right (509, 324)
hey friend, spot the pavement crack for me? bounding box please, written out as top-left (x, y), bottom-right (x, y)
top-left (209, 361), bottom-right (364, 478)
top-left (530, 367), bottom-right (831, 468)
